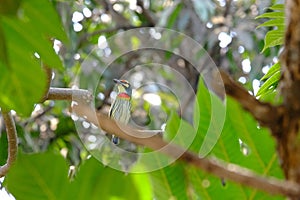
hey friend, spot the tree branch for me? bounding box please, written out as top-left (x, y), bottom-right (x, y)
top-left (45, 87), bottom-right (93, 101)
top-left (45, 88), bottom-right (300, 198)
top-left (71, 102), bottom-right (300, 198)
top-left (0, 111), bottom-right (18, 178)
top-left (136, 0), bottom-right (156, 26)
top-left (220, 71), bottom-right (284, 131)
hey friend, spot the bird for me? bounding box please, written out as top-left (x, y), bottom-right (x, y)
top-left (108, 79), bottom-right (132, 144)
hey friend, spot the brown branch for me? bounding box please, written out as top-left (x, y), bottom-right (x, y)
top-left (223, 0), bottom-right (232, 18)
top-left (220, 71), bottom-right (284, 130)
top-left (71, 102), bottom-right (300, 198)
top-left (23, 105), bottom-right (54, 127)
top-left (137, 0), bottom-right (156, 26)
top-left (45, 87), bottom-right (93, 101)
top-left (0, 111), bottom-right (18, 178)
top-left (46, 88), bottom-right (300, 197)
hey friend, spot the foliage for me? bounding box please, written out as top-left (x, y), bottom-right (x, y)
top-left (149, 79), bottom-right (284, 199)
top-left (5, 152), bottom-right (151, 200)
top-left (3, 79), bottom-right (285, 199)
top-left (0, 0), bottom-right (288, 199)
top-left (256, 4), bottom-right (284, 52)
top-left (256, 4), bottom-right (284, 100)
top-left (257, 62), bottom-right (281, 99)
top-left (0, 0), bottom-right (67, 115)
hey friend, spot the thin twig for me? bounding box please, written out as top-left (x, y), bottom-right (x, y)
top-left (0, 111), bottom-right (18, 178)
top-left (137, 0), bottom-right (156, 26)
top-left (23, 105), bottom-right (54, 127)
top-left (45, 88), bottom-right (300, 198)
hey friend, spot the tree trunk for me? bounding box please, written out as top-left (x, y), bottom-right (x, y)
top-left (278, 0), bottom-right (300, 186)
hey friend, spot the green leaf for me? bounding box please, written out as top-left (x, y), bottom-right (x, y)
top-left (1, 15), bottom-right (63, 70)
top-left (0, 50), bottom-right (46, 115)
top-left (193, 77), bottom-right (225, 156)
top-left (166, 3), bottom-right (183, 29)
top-left (258, 89), bottom-right (282, 104)
top-left (255, 11), bottom-right (284, 19)
top-left (223, 97), bottom-right (283, 179)
top-left (73, 157), bottom-right (151, 200)
top-left (0, 0), bottom-right (68, 115)
top-left (149, 163), bottom-right (189, 200)
top-left (165, 112), bottom-right (196, 149)
top-left (256, 4), bottom-right (284, 52)
top-left (5, 152), bottom-right (70, 200)
top-left (269, 4), bottom-right (284, 11)
top-left (186, 95), bottom-right (284, 199)
top-left (5, 152), bottom-right (152, 200)
top-left (260, 62), bottom-right (280, 81)
top-left (257, 71), bottom-right (281, 97)
top-left (262, 28), bottom-right (284, 52)
top-left (160, 78), bottom-right (283, 198)
top-left (257, 19), bottom-right (284, 29)
top-left (22, 0), bottom-right (68, 43)
top-left (146, 112), bottom-right (194, 200)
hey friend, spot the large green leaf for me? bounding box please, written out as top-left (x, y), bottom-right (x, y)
top-left (5, 152), bottom-right (152, 200)
top-left (0, 48), bottom-right (46, 115)
top-left (144, 113), bottom-right (193, 200)
top-left (0, 0), bottom-right (68, 115)
top-left (190, 78), bottom-right (284, 198)
top-left (149, 163), bottom-right (189, 200)
top-left (223, 97), bottom-right (283, 178)
top-left (189, 95), bottom-right (284, 199)
top-left (22, 0), bottom-right (68, 43)
top-left (193, 78), bottom-right (225, 157)
top-left (149, 78), bottom-right (284, 199)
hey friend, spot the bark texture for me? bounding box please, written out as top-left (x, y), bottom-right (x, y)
top-left (279, 0), bottom-right (300, 185)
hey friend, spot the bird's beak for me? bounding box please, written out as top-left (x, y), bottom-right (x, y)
top-left (113, 79), bottom-right (120, 84)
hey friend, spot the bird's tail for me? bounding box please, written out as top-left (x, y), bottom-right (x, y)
top-left (112, 135), bottom-right (119, 144)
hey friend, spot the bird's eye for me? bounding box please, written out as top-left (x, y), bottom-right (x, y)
top-left (120, 80), bottom-right (130, 88)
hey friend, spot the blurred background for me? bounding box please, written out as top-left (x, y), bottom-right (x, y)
top-left (0, 0), bottom-right (284, 198)
top-left (0, 0), bottom-right (283, 169)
